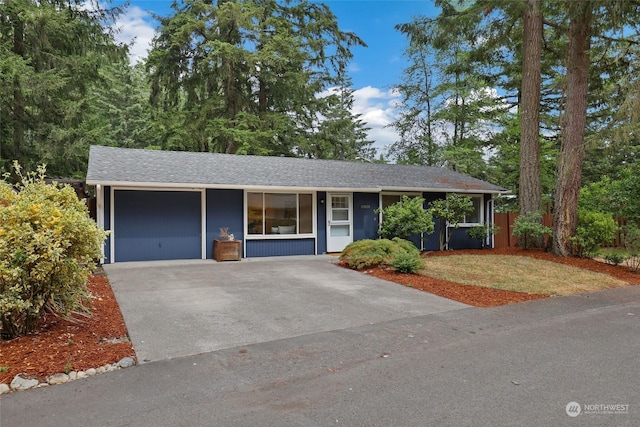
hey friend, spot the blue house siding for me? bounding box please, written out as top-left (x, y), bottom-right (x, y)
top-left (114, 190), bottom-right (201, 262)
top-left (317, 192), bottom-right (327, 254)
top-left (449, 228), bottom-right (482, 249)
top-left (246, 238), bottom-right (315, 257)
top-left (206, 189), bottom-right (244, 259)
top-left (423, 192), bottom-right (495, 250)
top-left (353, 192), bottom-right (379, 241)
top-left (422, 192), bottom-right (443, 251)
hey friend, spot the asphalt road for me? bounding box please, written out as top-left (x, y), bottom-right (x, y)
top-left (2, 285), bottom-right (639, 426)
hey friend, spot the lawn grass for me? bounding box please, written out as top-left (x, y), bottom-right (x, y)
top-left (421, 255), bottom-right (629, 295)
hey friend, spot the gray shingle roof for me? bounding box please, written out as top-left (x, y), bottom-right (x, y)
top-left (86, 145), bottom-right (508, 193)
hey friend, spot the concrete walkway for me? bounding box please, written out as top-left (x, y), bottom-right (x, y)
top-left (104, 255), bottom-right (468, 363)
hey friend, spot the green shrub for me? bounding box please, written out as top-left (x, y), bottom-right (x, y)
top-left (391, 237), bottom-right (420, 256)
top-left (570, 210), bottom-right (618, 258)
top-left (623, 222), bottom-right (640, 272)
top-left (429, 194), bottom-right (474, 250)
top-left (466, 224), bottom-right (500, 248)
top-left (339, 238), bottom-right (423, 273)
top-left (377, 196), bottom-right (434, 241)
top-left (512, 212), bottom-right (551, 250)
top-left (603, 252), bottom-right (626, 266)
top-left (389, 252), bottom-right (424, 274)
top-left (0, 164), bottom-right (107, 338)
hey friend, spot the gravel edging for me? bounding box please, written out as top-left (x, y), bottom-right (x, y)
top-left (0, 356), bottom-right (136, 394)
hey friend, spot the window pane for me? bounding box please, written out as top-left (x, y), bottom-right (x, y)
top-left (330, 224), bottom-right (350, 237)
top-left (299, 194), bottom-right (313, 234)
top-left (265, 193), bottom-right (297, 234)
top-left (332, 209), bottom-right (349, 221)
top-left (247, 193), bottom-right (264, 234)
top-left (332, 196), bottom-right (348, 209)
top-left (467, 197), bottom-right (481, 223)
top-left (382, 195), bottom-right (402, 209)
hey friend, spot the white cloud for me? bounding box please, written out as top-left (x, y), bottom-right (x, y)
top-left (352, 86), bottom-right (400, 154)
top-left (112, 6), bottom-right (156, 65)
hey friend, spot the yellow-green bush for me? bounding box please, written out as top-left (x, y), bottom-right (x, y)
top-left (0, 164), bottom-right (107, 338)
top-left (339, 238), bottom-right (424, 273)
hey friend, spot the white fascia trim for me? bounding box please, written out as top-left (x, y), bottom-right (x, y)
top-left (86, 181), bottom-right (510, 195)
top-left (382, 186), bottom-right (510, 195)
top-left (86, 180), bottom-right (381, 193)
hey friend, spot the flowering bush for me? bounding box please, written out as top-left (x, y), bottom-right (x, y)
top-left (0, 164), bottom-right (107, 338)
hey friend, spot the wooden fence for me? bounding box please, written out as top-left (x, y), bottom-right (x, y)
top-left (493, 212), bottom-right (627, 249)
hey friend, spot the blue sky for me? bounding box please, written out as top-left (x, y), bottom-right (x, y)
top-left (111, 0), bottom-right (440, 153)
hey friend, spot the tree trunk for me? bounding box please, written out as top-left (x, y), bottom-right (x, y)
top-left (552, 1), bottom-right (592, 256)
top-left (519, 0), bottom-right (542, 217)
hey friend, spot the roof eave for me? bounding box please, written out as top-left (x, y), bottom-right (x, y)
top-left (85, 180), bottom-right (382, 193)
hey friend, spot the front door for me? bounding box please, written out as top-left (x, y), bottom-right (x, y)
top-left (326, 193), bottom-right (353, 252)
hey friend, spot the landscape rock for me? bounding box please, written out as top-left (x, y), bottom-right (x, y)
top-left (86, 368), bottom-right (97, 376)
top-left (0, 383), bottom-right (10, 394)
top-left (47, 373), bottom-right (69, 385)
top-left (76, 371), bottom-right (87, 379)
top-left (118, 357), bottom-right (135, 368)
top-left (10, 374), bottom-right (39, 391)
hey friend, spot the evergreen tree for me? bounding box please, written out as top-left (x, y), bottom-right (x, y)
top-left (300, 74), bottom-right (375, 160)
top-left (0, 0), bottom-right (127, 176)
top-left (146, 0), bottom-right (365, 158)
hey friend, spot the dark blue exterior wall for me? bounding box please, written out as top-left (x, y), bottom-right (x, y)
top-left (206, 189), bottom-right (243, 259)
top-left (353, 192), bottom-right (379, 242)
top-left (317, 192), bottom-right (327, 254)
top-left (421, 192), bottom-right (442, 251)
top-left (423, 192), bottom-right (494, 250)
top-left (114, 190), bottom-right (201, 261)
top-left (104, 186), bottom-right (111, 263)
top-left (246, 239), bottom-right (315, 257)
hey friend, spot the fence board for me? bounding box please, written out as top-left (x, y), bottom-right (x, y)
top-left (494, 212), bottom-right (625, 249)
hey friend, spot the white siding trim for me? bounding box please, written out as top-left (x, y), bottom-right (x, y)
top-left (201, 190), bottom-right (207, 260)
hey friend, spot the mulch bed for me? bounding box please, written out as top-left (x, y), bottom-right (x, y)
top-left (0, 273), bottom-right (135, 385)
top-left (345, 247), bottom-right (639, 308)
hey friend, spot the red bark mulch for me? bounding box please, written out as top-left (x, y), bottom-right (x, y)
top-left (348, 247), bottom-right (640, 308)
top-left (0, 271), bottom-right (135, 386)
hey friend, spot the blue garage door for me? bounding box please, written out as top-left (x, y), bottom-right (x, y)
top-left (114, 190), bottom-right (202, 262)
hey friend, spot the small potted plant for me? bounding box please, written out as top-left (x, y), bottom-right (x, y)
top-left (214, 227), bottom-right (241, 261)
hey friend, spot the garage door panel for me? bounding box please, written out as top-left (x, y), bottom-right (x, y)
top-left (115, 190), bottom-right (201, 262)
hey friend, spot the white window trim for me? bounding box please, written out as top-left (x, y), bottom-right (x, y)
top-left (244, 190), bottom-right (317, 240)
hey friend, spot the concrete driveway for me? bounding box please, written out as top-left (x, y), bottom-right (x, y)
top-left (104, 255), bottom-right (468, 363)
